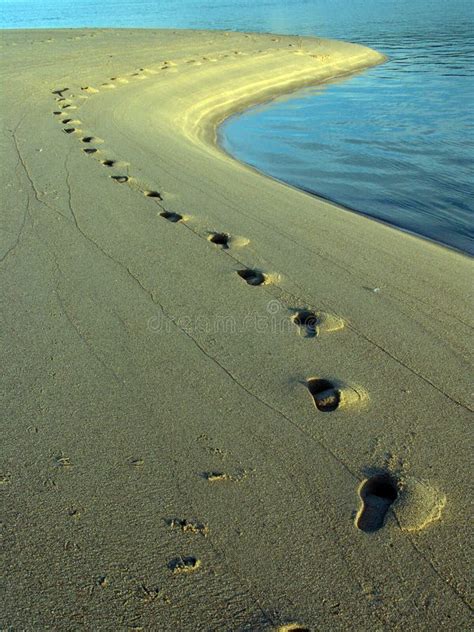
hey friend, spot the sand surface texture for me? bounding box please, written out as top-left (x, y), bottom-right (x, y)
top-left (1, 29), bottom-right (472, 631)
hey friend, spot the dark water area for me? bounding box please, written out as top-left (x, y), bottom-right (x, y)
top-left (2, 0), bottom-right (473, 253)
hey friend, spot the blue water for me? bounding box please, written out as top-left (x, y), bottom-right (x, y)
top-left (2, 0), bottom-right (473, 253)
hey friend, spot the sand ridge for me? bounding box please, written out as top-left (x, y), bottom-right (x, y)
top-left (1, 28), bottom-right (473, 630)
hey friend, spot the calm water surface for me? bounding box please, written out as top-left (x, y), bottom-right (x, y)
top-left (2, 0), bottom-right (473, 253)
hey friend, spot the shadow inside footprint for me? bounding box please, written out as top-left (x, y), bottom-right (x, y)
top-left (81, 136), bottom-right (94, 143)
top-left (111, 175), bottom-right (129, 183)
top-left (145, 190), bottom-right (163, 199)
top-left (101, 160), bottom-right (116, 167)
top-left (160, 211), bottom-right (182, 223)
top-left (293, 310), bottom-right (319, 337)
top-left (356, 474), bottom-right (398, 533)
top-left (83, 148), bottom-right (97, 154)
top-left (209, 232), bottom-right (229, 249)
top-left (167, 556), bottom-right (200, 573)
top-left (63, 128), bottom-right (75, 134)
top-left (307, 378), bottom-right (340, 412)
top-left (237, 269), bottom-right (265, 286)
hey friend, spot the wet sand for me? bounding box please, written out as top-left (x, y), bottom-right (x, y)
top-left (1, 28), bottom-right (472, 630)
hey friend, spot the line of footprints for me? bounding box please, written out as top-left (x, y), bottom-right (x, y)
top-left (50, 61), bottom-right (420, 629)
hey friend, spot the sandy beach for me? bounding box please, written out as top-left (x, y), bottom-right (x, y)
top-left (1, 28), bottom-right (472, 630)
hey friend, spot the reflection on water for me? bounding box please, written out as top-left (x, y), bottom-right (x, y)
top-left (218, 0), bottom-right (474, 254)
top-left (221, 54), bottom-right (474, 253)
top-left (2, 0), bottom-right (473, 253)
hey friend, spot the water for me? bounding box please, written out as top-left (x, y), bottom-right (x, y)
top-left (2, 0), bottom-right (473, 253)
top-left (220, 1), bottom-right (474, 254)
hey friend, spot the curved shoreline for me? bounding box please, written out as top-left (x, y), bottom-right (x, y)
top-left (217, 136), bottom-right (471, 258)
top-left (217, 81), bottom-right (473, 257)
top-left (1, 28), bottom-right (472, 630)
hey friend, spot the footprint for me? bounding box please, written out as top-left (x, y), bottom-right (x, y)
top-left (52, 88), bottom-right (69, 95)
top-left (101, 160), bottom-right (116, 167)
top-left (201, 469), bottom-right (250, 482)
top-left (278, 626), bottom-right (311, 632)
top-left (81, 136), bottom-right (104, 145)
top-left (167, 556), bottom-right (201, 574)
top-left (208, 232), bottom-right (229, 249)
top-left (293, 309), bottom-right (344, 338)
top-left (144, 190), bottom-right (163, 200)
top-left (81, 86), bottom-right (99, 94)
top-left (127, 457), bottom-right (144, 467)
top-left (307, 378), bottom-right (340, 412)
top-left (160, 211), bottom-right (182, 223)
top-left (293, 310), bottom-right (318, 337)
top-left (111, 175), bottom-right (129, 184)
top-left (63, 127), bottom-right (77, 134)
top-left (202, 471), bottom-right (229, 482)
top-left (237, 268), bottom-right (266, 286)
top-left (394, 476), bottom-right (446, 532)
top-left (356, 473), bottom-right (398, 533)
top-left (167, 518), bottom-right (209, 536)
top-left (54, 454), bottom-right (73, 468)
top-left (306, 378), bottom-right (365, 411)
top-left (83, 148), bottom-right (98, 154)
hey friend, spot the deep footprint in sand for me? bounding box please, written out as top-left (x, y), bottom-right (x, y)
top-left (110, 175), bottom-right (129, 183)
top-left (307, 377), bottom-right (364, 411)
top-left (83, 148), bottom-right (98, 154)
top-left (356, 474), bottom-right (398, 533)
top-left (237, 268), bottom-right (266, 286)
top-left (293, 310), bottom-right (319, 337)
top-left (294, 309), bottom-right (344, 338)
top-left (144, 190), bottom-right (163, 200)
top-left (160, 211), bottom-right (183, 223)
top-left (307, 378), bottom-right (341, 411)
top-left (208, 232), bottom-right (230, 249)
top-left (101, 159), bottom-right (116, 167)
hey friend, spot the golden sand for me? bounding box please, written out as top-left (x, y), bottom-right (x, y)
top-left (1, 28), bottom-right (472, 630)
